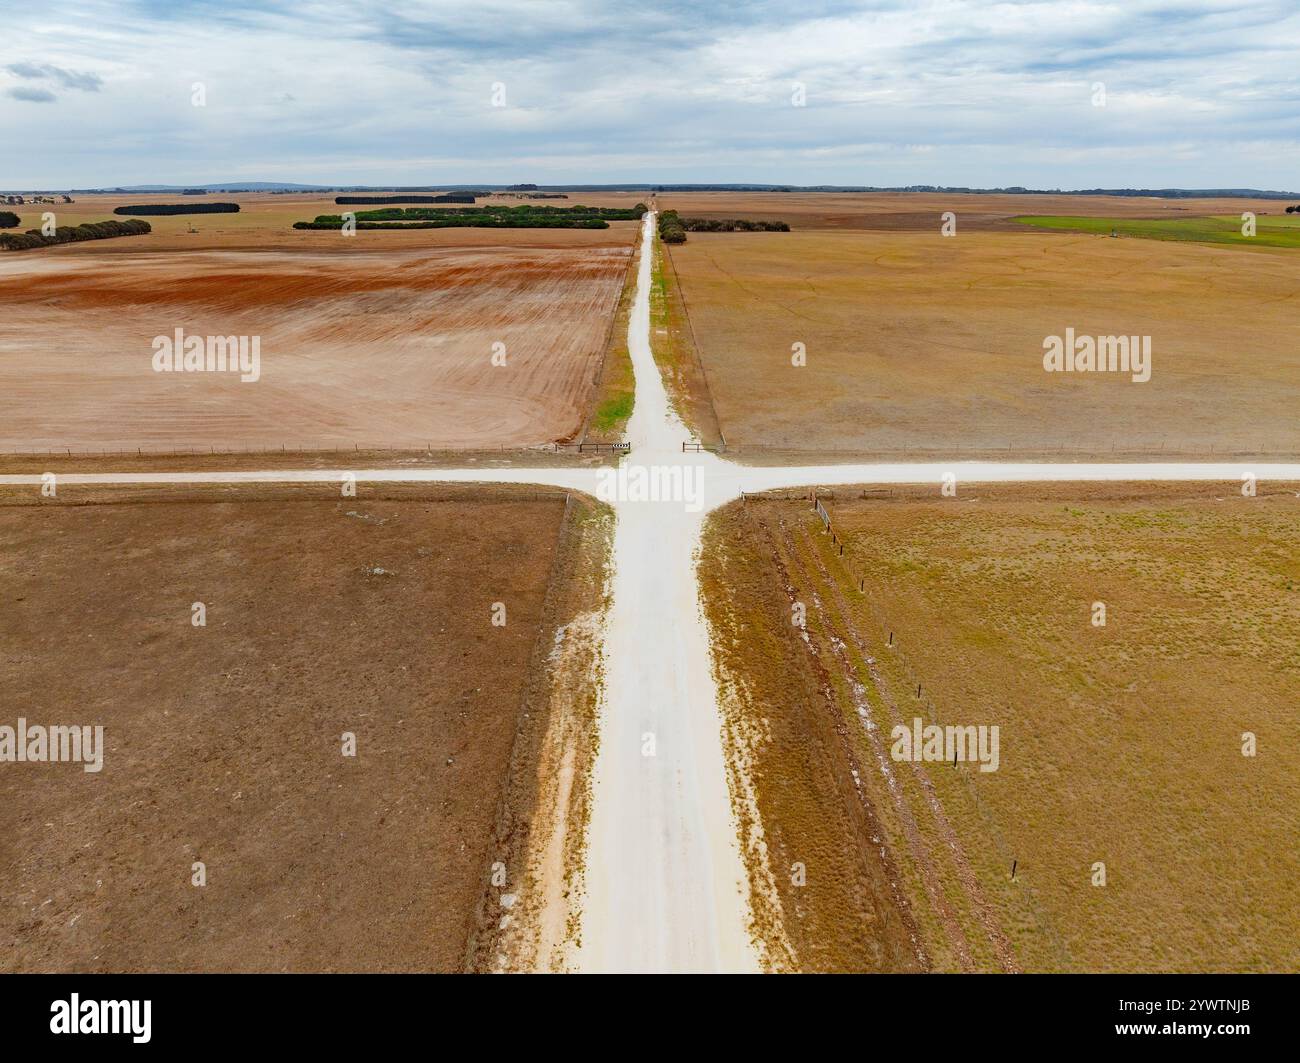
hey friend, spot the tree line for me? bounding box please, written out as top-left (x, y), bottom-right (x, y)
top-left (335, 194), bottom-right (476, 204)
top-left (657, 209), bottom-right (789, 243)
top-left (0, 219), bottom-right (151, 251)
top-left (294, 203), bottom-right (648, 230)
top-left (681, 217), bottom-right (790, 232)
top-left (113, 203), bottom-right (240, 215)
top-left (348, 204), bottom-right (646, 221)
top-left (295, 216), bottom-right (613, 230)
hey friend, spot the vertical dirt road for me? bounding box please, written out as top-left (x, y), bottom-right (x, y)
top-left (575, 215), bottom-right (758, 972)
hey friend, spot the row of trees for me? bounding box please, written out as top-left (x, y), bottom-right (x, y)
top-left (335, 194), bottom-right (476, 204)
top-left (3, 194), bottom-right (72, 205)
top-left (295, 216), bottom-right (611, 230)
top-left (113, 203), bottom-right (240, 215)
top-left (657, 210), bottom-right (790, 243)
top-left (294, 203), bottom-right (648, 231)
top-left (350, 204), bottom-right (646, 221)
top-left (681, 217), bottom-right (790, 232)
top-left (0, 218), bottom-right (151, 251)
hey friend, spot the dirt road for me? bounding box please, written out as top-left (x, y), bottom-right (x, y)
top-left (575, 215), bottom-right (756, 972)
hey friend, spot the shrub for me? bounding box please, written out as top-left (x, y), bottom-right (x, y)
top-left (0, 211), bottom-right (19, 228)
top-left (658, 210), bottom-right (687, 243)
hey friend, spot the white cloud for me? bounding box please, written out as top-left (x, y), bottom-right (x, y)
top-left (1, 0), bottom-right (1297, 188)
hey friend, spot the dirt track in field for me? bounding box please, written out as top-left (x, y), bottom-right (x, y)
top-left (0, 483), bottom-right (608, 972)
top-left (0, 244), bottom-right (632, 452)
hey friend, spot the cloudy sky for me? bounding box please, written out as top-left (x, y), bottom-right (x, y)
top-left (4, 0), bottom-right (1299, 189)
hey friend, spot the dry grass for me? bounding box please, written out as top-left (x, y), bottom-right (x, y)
top-left (653, 190), bottom-right (1293, 231)
top-left (700, 504), bottom-right (926, 972)
top-left (582, 222), bottom-right (642, 443)
top-left (668, 227), bottom-right (1300, 459)
top-left (702, 483), bottom-right (1300, 972)
top-left (653, 232), bottom-right (726, 445)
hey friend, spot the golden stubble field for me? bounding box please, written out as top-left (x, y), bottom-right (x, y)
top-left (0, 193), bottom-right (636, 455)
top-left (654, 190), bottom-right (1292, 231)
top-left (0, 482), bottom-right (611, 972)
top-left (660, 196), bottom-right (1300, 459)
top-left (701, 483), bottom-right (1300, 972)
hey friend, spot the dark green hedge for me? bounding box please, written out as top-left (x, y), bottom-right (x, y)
top-left (352, 204), bottom-right (645, 221)
top-left (682, 217), bottom-right (790, 232)
top-left (295, 203), bottom-right (647, 231)
top-left (113, 203), bottom-right (240, 216)
top-left (0, 218), bottom-right (152, 251)
top-left (335, 194), bottom-right (476, 204)
top-left (294, 216), bottom-right (610, 230)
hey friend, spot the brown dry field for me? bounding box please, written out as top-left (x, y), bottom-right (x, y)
top-left (15, 189), bottom-right (1268, 247)
top-left (701, 482), bottom-right (1300, 972)
top-left (0, 482), bottom-right (610, 972)
top-left (0, 228), bottom-right (634, 454)
top-left (666, 223), bottom-right (1300, 458)
top-left (653, 190), bottom-right (1293, 231)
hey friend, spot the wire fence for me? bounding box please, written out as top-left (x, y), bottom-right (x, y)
top-left (797, 490), bottom-right (1073, 967)
top-left (0, 440), bottom-right (629, 459)
top-left (7, 436), bottom-right (1294, 461)
top-left (700, 438), bottom-right (1300, 460)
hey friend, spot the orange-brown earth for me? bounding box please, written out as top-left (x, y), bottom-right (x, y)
top-left (0, 242), bottom-right (633, 453)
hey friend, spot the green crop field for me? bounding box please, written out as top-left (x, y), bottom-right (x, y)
top-left (1014, 213), bottom-right (1300, 249)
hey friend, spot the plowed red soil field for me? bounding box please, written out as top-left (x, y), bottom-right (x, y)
top-left (0, 242), bottom-right (632, 453)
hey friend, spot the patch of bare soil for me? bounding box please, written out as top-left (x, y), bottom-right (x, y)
top-left (0, 482), bottom-right (608, 972)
